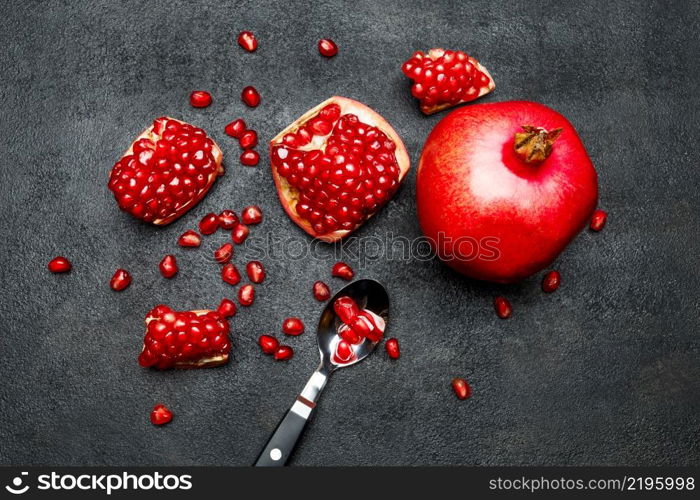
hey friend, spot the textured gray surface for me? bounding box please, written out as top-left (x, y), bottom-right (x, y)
top-left (1, 0), bottom-right (699, 466)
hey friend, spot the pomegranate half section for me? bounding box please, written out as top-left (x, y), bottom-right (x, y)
top-left (270, 97), bottom-right (410, 242)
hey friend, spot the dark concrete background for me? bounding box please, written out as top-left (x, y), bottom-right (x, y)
top-left (1, 0), bottom-right (698, 466)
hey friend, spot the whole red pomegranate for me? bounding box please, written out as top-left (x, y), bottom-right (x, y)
top-left (417, 101), bottom-right (598, 283)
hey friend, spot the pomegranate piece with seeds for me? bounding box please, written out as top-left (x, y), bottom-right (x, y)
top-left (542, 270), bottom-right (561, 293)
top-left (218, 209), bottom-right (239, 230)
top-left (385, 338), bottom-right (400, 359)
top-left (282, 317), bottom-right (304, 336)
top-left (246, 261), bottom-right (265, 283)
top-left (590, 209), bottom-right (607, 232)
top-left (451, 378), bottom-right (472, 400)
top-left (189, 90), bottom-right (212, 108)
top-left (138, 305), bottom-right (231, 369)
top-left (274, 345), bottom-right (294, 361)
top-left (259, 334), bottom-right (279, 355)
top-left (237, 31), bottom-right (258, 52)
top-left (232, 224), bottom-right (249, 244)
top-left (150, 404), bottom-right (173, 425)
top-left (239, 130), bottom-right (258, 150)
top-left (494, 296), bottom-right (512, 319)
top-left (241, 205), bottom-right (262, 225)
top-left (110, 269), bottom-right (132, 291)
top-left (214, 243), bottom-right (234, 263)
top-left (270, 97), bottom-right (410, 241)
top-left (178, 230), bottom-right (201, 247)
top-left (224, 119), bottom-right (246, 138)
top-left (318, 38), bottom-right (338, 57)
top-left (159, 255), bottom-right (178, 278)
top-left (48, 256), bottom-right (71, 273)
top-left (241, 150), bottom-right (260, 166)
top-left (241, 86), bottom-right (260, 107)
top-left (221, 263), bottom-right (241, 286)
top-left (312, 280), bottom-right (331, 301)
top-left (238, 284), bottom-right (255, 306)
top-left (108, 117), bottom-right (224, 225)
top-left (332, 262), bottom-right (354, 280)
top-left (217, 298), bottom-right (237, 318)
top-left (402, 49), bottom-right (495, 115)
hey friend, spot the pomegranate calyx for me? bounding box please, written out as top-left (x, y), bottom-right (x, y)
top-left (514, 125), bottom-right (563, 164)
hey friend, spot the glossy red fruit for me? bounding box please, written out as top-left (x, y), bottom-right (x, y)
top-left (221, 263), bottom-right (241, 286)
top-left (333, 296), bottom-right (360, 324)
top-left (360, 311), bottom-right (385, 342)
top-left (240, 150), bottom-right (260, 166)
top-left (270, 97), bottom-right (411, 241)
top-left (241, 86), bottom-right (260, 107)
top-left (451, 378), bottom-right (472, 400)
top-left (159, 255), bottom-right (178, 278)
top-left (108, 117), bottom-right (224, 225)
top-left (138, 306), bottom-right (231, 369)
top-left (402, 49), bottom-right (494, 115)
top-left (199, 212), bottom-right (219, 235)
top-left (282, 317), bottom-right (304, 336)
top-left (214, 243), bottom-right (234, 263)
top-left (178, 230), bottom-right (201, 247)
top-left (48, 256), bottom-right (71, 273)
top-left (494, 296), bottom-right (512, 319)
top-left (590, 209), bottom-right (607, 232)
top-left (274, 345), bottom-right (294, 361)
top-left (232, 224), bottom-right (250, 244)
top-left (542, 270), bottom-right (561, 293)
top-left (259, 334), bottom-right (279, 355)
top-left (237, 31), bottom-right (258, 52)
top-left (224, 119), bottom-right (247, 138)
top-left (238, 284), bottom-right (255, 306)
top-left (312, 281), bottom-right (331, 301)
top-left (189, 90), bottom-right (212, 108)
top-left (417, 101), bottom-right (598, 283)
top-left (385, 338), bottom-right (400, 359)
top-left (338, 323), bottom-right (361, 344)
top-left (246, 261), bottom-right (265, 283)
top-left (239, 130), bottom-right (258, 150)
top-left (217, 298), bottom-right (237, 318)
top-left (334, 340), bottom-right (355, 363)
top-left (150, 404), bottom-right (173, 425)
top-left (110, 269), bottom-right (132, 291)
top-left (318, 38), bottom-right (338, 57)
top-left (241, 205), bottom-right (262, 225)
top-left (218, 209), bottom-right (239, 230)
top-left (331, 262), bottom-right (354, 280)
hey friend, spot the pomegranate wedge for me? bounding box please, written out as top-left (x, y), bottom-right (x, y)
top-left (270, 97), bottom-right (410, 242)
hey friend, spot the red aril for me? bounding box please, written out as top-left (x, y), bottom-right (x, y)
top-left (333, 296), bottom-right (359, 323)
top-left (338, 323), bottom-right (361, 344)
top-left (216, 298), bottom-right (237, 318)
top-left (221, 263), bottom-right (241, 285)
top-left (214, 243), bottom-right (234, 263)
top-left (590, 209), bottom-right (607, 231)
top-left (318, 39), bottom-right (338, 57)
top-left (451, 378), bottom-right (472, 400)
top-left (270, 97), bottom-right (410, 241)
top-left (246, 261), bottom-right (265, 283)
top-left (189, 90), bottom-right (212, 108)
top-left (359, 310), bottom-right (385, 342)
top-left (241, 150), bottom-right (260, 166)
top-left (238, 284), bottom-right (255, 306)
top-left (159, 255), bottom-right (178, 278)
top-left (199, 212), bottom-right (219, 235)
top-left (494, 296), bottom-right (512, 319)
top-left (224, 119), bottom-right (246, 138)
top-left (138, 305), bottom-right (231, 369)
top-left (108, 117), bottom-right (224, 225)
top-left (333, 340), bottom-right (355, 363)
top-left (282, 317), bottom-right (304, 336)
top-left (259, 334), bottom-right (279, 355)
top-left (239, 130), bottom-right (258, 150)
top-left (331, 262), bottom-right (354, 280)
top-left (150, 404), bottom-right (173, 425)
top-left (312, 281), bottom-right (331, 301)
top-left (385, 338), bottom-right (400, 359)
top-left (402, 49), bottom-right (494, 115)
top-left (241, 205), bottom-right (262, 225)
top-left (218, 209), bottom-right (239, 229)
top-left (48, 256), bottom-right (71, 273)
top-left (237, 31), bottom-right (258, 52)
top-left (110, 269), bottom-right (132, 291)
top-left (274, 345), bottom-right (294, 361)
top-left (542, 270), bottom-right (561, 293)
top-left (178, 230), bottom-right (201, 247)
top-left (232, 224), bottom-right (249, 244)
top-left (241, 86), bottom-right (260, 107)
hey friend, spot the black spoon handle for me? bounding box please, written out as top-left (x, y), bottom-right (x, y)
top-left (254, 395), bottom-right (317, 466)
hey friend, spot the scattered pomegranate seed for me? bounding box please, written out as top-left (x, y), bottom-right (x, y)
top-left (332, 262), bottom-right (354, 280)
top-left (274, 345), bottom-right (294, 361)
top-left (385, 338), bottom-right (400, 359)
top-left (178, 230), bottom-right (201, 247)
top-left (312, 281), bottom-right (331, 301)
top-left (318, 38), bottom-right (338, 57)
top-left (239, 130), bottom-right (258, 149)
top-left (334, 340), bottom-right (354, 362)
top-left (241, 86), bottom-right (260, 107)
top-left (159, 255), bottom-right (178, 278)
top-left (238, 284), bottom-right (255, 306)
top-left (214, 243), bottom-right (234, 263)
top-left (333, 296), bottom-right (359, 323)
top-left (451, 378), bottom-right (472, 400)
top-left (232, 224), bottom-right (250, 244)
top-left (542, 270), bottom-right (561, 293)
top-left (48, 256), bottom-right (71, 273)
top-left (150, 404), bottom-right (173, 425)
top-left (590, 209), bottom-right (607, 232)
top-left (237, 31), bottom-right (258, 52)
top-left (110, 269), bottom-right (132, 291)
top-left (217, 298), bottom-right (237, 318)
top-left (240, 150), bottom-right (260, 166)
top-left (282, 317), bottom-right (304, 336)
top-left (218, 209), bottom-right (239, 230)
top-left (189, 90), bottom-right (212, 108)
top-left (199, 212), bottom-right (219, 235)
top-left (246, 261), bottom-right (265, 283)
top-left (493, 296), bottom-right (512, 319)
top-left (241, 205), bottom-right (262, 225)
top-left (259, 334), bottom-right (279, 355)
top-left (224, 119), bottom-right (247, 138)
top-left (221, 263), bottom-right (241, 286)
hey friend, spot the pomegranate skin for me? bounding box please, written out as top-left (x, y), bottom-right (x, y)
top-left (417, 101), bottom-right (598, 283)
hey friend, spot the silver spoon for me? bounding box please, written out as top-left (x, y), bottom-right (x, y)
top-left (254, 279), bottom-right (389, 466)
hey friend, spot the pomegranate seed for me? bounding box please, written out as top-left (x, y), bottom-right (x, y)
top-left (334, 340), bottom-right (354, 362)
top-left (239, 130), bottom-right (258, 149)
top-left (451, 378), bottom-right (472, 400)
top-left (246, 261), bottom-right (265, 283)
top-left (274, 345), bottom-right (294, 361)
top-left (232, 224), bottom-right (250, 244)
top-left (237, 31), bottom-right (258, 52)
top-left (214, 243), bottom-right (234, 263)
top-left (493, 296), bottom-right (512, 319)
top-left (590, 209), bottom-right (607, 232)
top-left (312, 281), bottom-right (331, 301)
top-left (332, 262), bottom-right (354, 280)
top-left (258, 334), bottom-right (279, 355)
top-left (339, 323), bottom-right (362, 344)
top-left (159, 255), bottom-right (178, 278)
top-left (224, 119), bottom-right (247, 138)
top-left (150, 404), bottom-right (173, 425)
top-left (282, 317), bottom-right (304, 336)
top-left (542, 270), bottom-right (561, 293)
top-left (238, 284), bottom-right (255, 306)
top-left (241, 86), bottom-right (260, 107)
top-left (240, 150), bottom-right (260, 166)
top-left (218, 209), bottom-right (239, 230)
top-left (199, 212), bottom-right (219, 235)
top-left (178, 230), bottom-right (201, 247)
top-left (48, 256), bottom-right (71, 273)
top-left (110, 268), bottom-right (132, 291)
top-left (241, 205), bottom-right (262, 225)
top-left (221, 263), bottom-right (241, 286)
top-left (217, 298), bottom-right (237, 318)
top-left (318, 38), bottom-right (338, 57)
top-left (385, 338), bottom-right (400, 359)
top-left (189, 90), bottom-right (212, 108)
top-left (333, 296), bottom-right (359, 324)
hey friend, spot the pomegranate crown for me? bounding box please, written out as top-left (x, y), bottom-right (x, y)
top-left (514, 125), bottom-right (562, 164)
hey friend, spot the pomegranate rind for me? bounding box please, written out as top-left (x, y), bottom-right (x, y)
top-left (270, 96), bottom-right (411, 242)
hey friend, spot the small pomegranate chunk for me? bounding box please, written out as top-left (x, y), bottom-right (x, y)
top-left (232, 224), bottom-right (250, 244)
top-left (199, 213), bottom-right (219, 235)
top-left (239, 130), bottom-right (258, 150)
top-left (274, 345), bottom-right (294, 361)
top-left (189, 90), bottom-right (212, 108)
top-left (401, 49), bottom-right (495, 115)
top-left (246, 261), bottom-right (265, 283)
top-left (218, 209), bottom-right (239, 230)
top-left (224, 119), bottom-right (247, 138)
top-left (312, 281), bottom-right (331, 301)
top-left (333, 296), bottom-right (359, 323)
top-left (108, 117), bottom-right (224, 225)
top-left (159, 255), bottom-right (178, 278)
top-left (590, 209), bottom-right (607, 232)
top-left (385, 338), bottom-right (400, 359)
top-left (150, 404), bottom-right (173, 425)
top-left (542, 270), bottom-right (561, 293)
top-left (178, 230), bottom-right (202, 247)
top-left (451, 378), bottom-right (472, 400)
top-left (333, 340), bottom-right (355, 363)
top-left (237, 31), bottom-right (258, 52)
top-left (214, 243), bottom-right (234, 263)
top-left (238, 284), bottom-right (255, 306)
top-left (494, 296), bottom-right (512, 319)
top-left (110, 269), bottom-right (132, 291)
top-left (217, 298), bottom-right (237, 318)
top-left (240, 150), bottom-right (260, 166)
top-left (282, 317), bottom-right (304, 336)
top-left (48, 256), bottom-right (71, 273)
top-left (241, 205), bottom-right (263, 225)
top-left (241, 86), bottom-right (260, 107)
top-left (318, 38), bottom-right (338, 57)
top-left (138, 305), bottom-right (231, 369)
top-left (259, 334), bottom-right (279, 355)
top-left (221, 263), bottom-right (241, 285)
top-left (332, 262), bottom-right (354, 280)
